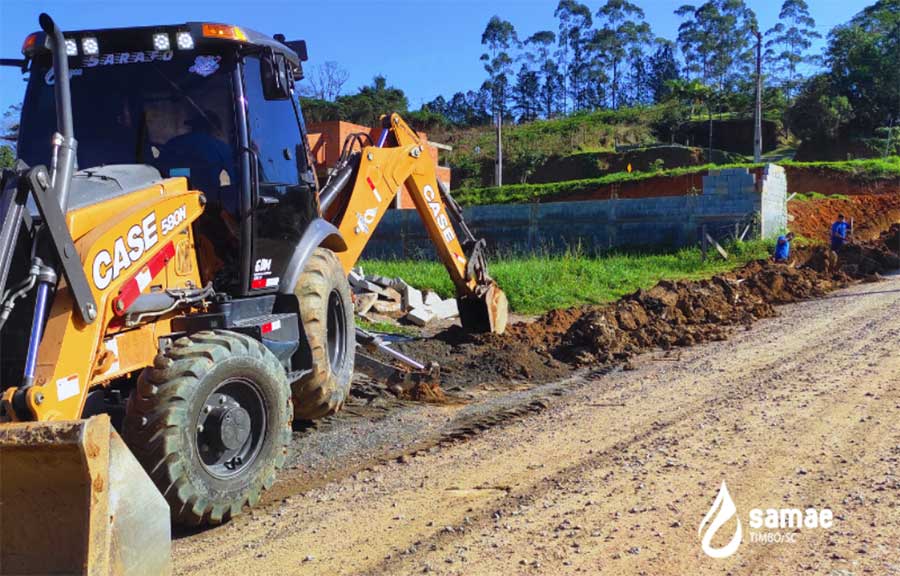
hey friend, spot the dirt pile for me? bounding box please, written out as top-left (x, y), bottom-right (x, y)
top-left (556, 264), bottom-right (829, 365)
top-left (789, 194), bottom-right (900, 242)
top-left (876, 223), bottom-right (900, 253)
top-left (399, 243), bottom-right (899, 388)
top-left (399, 326), bottom-right (572, 389)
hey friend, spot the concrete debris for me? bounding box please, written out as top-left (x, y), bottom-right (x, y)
top-left (407, 307), bottom-right (436, 327)
top-left (368, 274), bottom-right (394, 288)
top-left (382, 287), bottom-right (402, 303)
top-left (429, 298), bottom-right (459, 320)
top-left (372, 300), bottom-right (402, 314)
top-left (349, 267), bottom-right (460, 326)
top-left (355, 293), bottom-right (378, 316)
top-left (348, 269), bottom-right (365, 287)
top-left (424, 291), bottom-right (442, 307)
top-left (402, 285), bottom-right (425, 311)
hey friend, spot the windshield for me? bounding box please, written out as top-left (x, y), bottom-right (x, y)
top-left (18, 50), bottom-right (238, 199)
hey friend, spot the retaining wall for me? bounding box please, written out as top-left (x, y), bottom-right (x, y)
top-left (363, 164), bottom-right (787, 259)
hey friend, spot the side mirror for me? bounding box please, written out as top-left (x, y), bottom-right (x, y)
top-left (284, 40), bottom-right (308, 62)
top-left (261, 51), bottom-right (291, 100)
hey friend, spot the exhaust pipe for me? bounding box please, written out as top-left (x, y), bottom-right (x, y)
top-left (38, 12), bottom-right (77, 211)
top-left (18, 13), bottom-right (79, 390)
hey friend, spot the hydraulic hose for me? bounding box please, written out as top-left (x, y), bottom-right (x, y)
top-left (39, 13), bottom-right (77, 212)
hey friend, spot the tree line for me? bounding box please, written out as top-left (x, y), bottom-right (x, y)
top-left (1, 0), bottom-right (895, 168)
top-left (299, 0), bottom-right (896, 159)
top-left (424, 0), bottom-right (829, 127)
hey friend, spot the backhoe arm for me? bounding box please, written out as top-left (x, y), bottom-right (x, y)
top-left (328, 113), bottom-right (508, 333)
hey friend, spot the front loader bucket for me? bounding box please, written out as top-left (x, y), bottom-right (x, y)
top-left (0, 415), bottom-right (170, 575)
top-left (458, 282), bottom-right (509, 335)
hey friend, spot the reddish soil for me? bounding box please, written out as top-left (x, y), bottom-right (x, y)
top-left (789, 194), bottom-right (900, 241)
top-left (784, 165), bottom-right (900, 196)
top-left (538, 165), bottom-right (898, 204)
top-left (550, 171), bottom-right (705, 202)
top-left (399, 239), bottom-right (900, 389)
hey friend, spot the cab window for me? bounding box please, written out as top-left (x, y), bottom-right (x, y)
top-left (242, 56), bottom-right (308, 187)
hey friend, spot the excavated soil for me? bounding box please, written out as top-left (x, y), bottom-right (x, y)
top-left (789, 193), bottom-right (900, 242)
top-left (398, 240), bottom-right (900, 389)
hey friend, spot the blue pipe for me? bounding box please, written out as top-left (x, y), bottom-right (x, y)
top-left (376, 128), bottom-right (388, 148)
top-left (23, 281), bottom-right (51, 385)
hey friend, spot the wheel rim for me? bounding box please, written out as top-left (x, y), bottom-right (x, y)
top-left (326, 289), bottom-right (347, 373)
top-left (195, 377), bottom-right (266, 479)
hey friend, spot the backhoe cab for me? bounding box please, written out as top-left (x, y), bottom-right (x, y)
top-left (0, 13), bottom-right (506, 575)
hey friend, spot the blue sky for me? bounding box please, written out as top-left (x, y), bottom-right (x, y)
top-left (0, 0), bottom-right (870, 119)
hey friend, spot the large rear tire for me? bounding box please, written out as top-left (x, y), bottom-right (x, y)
top-left (123, 330), bottom-right (291, 526)
top-left (291, 247), bottom-right (355, 420)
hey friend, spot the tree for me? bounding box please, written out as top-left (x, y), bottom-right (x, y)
top-left (1, 103), bottom-right (21, 153)
top-left (446, 92), bottom-right (471, 125)
top-left (0, 146), bottom-right (13, 169)
top-left (511, 65), bottom-right (541, 122)
top-left (555, 0), bottom-right (593, 111)
top-left (675, 3), bottom-right (717, 85)
top-left (594, 0), bottom-right (652, 109)
top-left (667, 78), bottom-right (712, 117)
top-left (826, 0), bottom-right (900, 135)
top-left (424, 95), bottom-right (449, 117)
top-left (666, 78), bottom-right (716, 156)
top-left (786, 74), bottom-right (853, 142)
top-left (480, 16), bottom-right (520, 122)
top-left (628, 55), bottom-right (651, 106)
top-left (338, 75), bottom-right (408, 126)
top-left (647, 40), bottom-right (681, 103)
top-left (675, 1), bottom-right (758, 94)
top-left (525, 30), bottom-right (564, 118)
top-left (300, 61), bottom-right (350, 101)
top-left (764, 0), bottom-right (821, 99)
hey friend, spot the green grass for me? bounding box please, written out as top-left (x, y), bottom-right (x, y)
top-left (782, 156), bottom-right (900, 179)
top-left (361, 240), bottom-right (773, 314)
top-left (452, 162), bottom-right (758, 206)
top-left (790, 191), bottom-right (850, 202)
top-left (452, 156), bottom-right (900, 207)
top-left (356, 318), bottom-right (416, 336)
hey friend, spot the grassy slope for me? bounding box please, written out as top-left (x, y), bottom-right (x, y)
top-left (362, 240), bottom-right (772, 314)
top-left (452, 156), bottom-right (900, 207)
top-left (435, 108), bottom-right (658, 190)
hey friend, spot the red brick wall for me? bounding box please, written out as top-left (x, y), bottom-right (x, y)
top-left (306, 120), bottom-right (450, 210)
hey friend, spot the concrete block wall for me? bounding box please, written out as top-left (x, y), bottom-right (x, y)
top-left (758, 164), bottom-right (787, 238)
top-left (362, 164), bottom-right (786, 259)
top-left (700, 164), bottom-right (786, 240)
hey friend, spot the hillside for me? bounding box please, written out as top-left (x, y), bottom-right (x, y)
top-left (427, 105), bottom-right (792, 191)
top-left (430, 107), bottom-right (660, 190)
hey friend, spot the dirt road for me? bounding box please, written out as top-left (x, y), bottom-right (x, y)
top-left (174, 274), bottom-right (900, 575)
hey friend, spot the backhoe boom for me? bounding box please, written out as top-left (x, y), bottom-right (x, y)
top-left (328, 113), bottom-right (508, 334)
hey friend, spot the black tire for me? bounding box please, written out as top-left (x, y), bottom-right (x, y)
top-left (291, 247), bottom-right (355, 420)
top-left (123, 330), bottom-right (291, 526)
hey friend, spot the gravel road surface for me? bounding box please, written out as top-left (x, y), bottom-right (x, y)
top-left (173, 274), bottom-right (900, 576)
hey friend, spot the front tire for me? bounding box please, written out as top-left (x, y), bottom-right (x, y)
top-left (291, 247), bottom-right (355, 420)
top-left (123, 330), bottom-right (291, 526)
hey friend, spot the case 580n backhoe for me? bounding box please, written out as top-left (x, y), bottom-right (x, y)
top-left (0, 14), bottom-right (507, 574)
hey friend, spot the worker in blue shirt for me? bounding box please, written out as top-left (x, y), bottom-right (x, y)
top-left (830, 214), bottom-right (852, 251)
top-left (773, 232), bottom-right (794, 262)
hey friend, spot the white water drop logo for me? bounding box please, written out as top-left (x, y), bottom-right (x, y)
top-left (698, 481), bottom-right (743, 558)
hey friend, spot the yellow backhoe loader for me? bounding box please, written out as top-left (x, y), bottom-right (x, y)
top-left (0, 14), bottom-right (506, 574)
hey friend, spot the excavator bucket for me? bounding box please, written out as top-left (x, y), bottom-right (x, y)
top-left (458, 282), bottom-right (509, 335)
top-left (0, 415), bottom-right (171, 575)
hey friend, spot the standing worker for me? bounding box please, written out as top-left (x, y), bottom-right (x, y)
top-left (830, 214), bottom-right (852, 252)
top-left (773, 232), bottom-right (795, 262)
